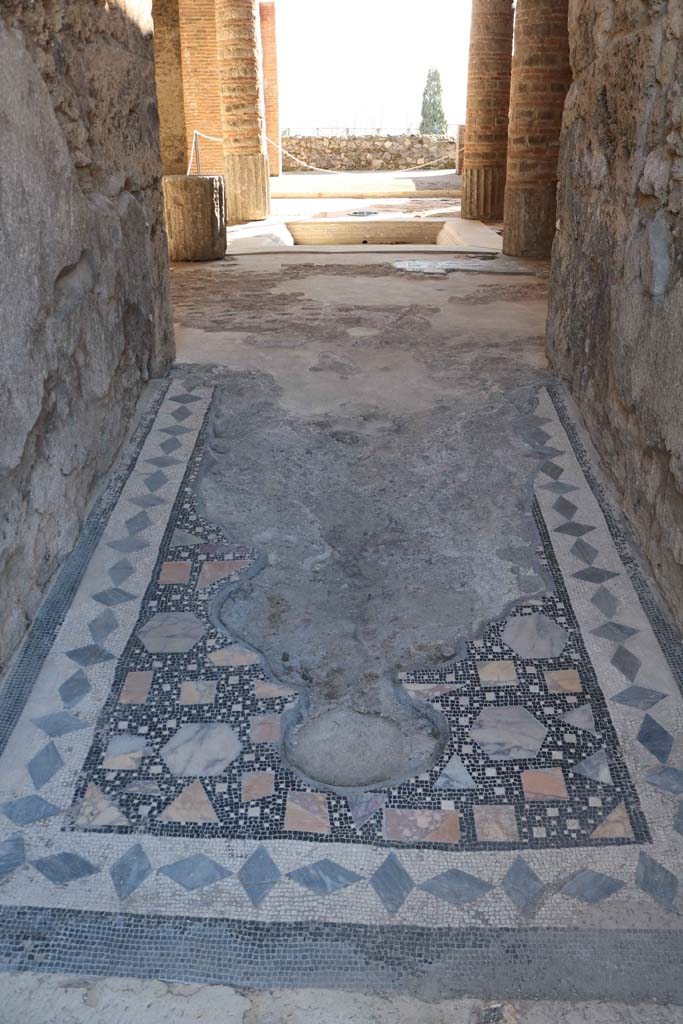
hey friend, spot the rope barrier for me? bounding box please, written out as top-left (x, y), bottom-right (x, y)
top-left (186, 129), bottom-right (456, 178)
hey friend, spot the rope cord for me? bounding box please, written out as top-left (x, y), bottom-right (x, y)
top-left (186, 129), bottom-right (455, 177)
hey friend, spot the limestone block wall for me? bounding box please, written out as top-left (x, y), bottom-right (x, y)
top-left (0, 2), bottom-right (175, 671)
top-left (547, 1), bottom-right (683, 627)
top-left (281, 135), bottom-right (457, 173)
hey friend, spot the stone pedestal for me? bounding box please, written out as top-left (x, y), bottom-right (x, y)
top-left (216, 0), bottom-right (270, 223)
top-left (461, 0), bottom-right (514, 222)
top-left (503, 0), bottom-right (571, 257)
top-left (259, 1), bottom-right (281, 176)
top-left (163, 175), bottom-right (226, 261)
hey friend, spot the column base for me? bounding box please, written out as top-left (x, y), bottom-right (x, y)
top-left (162, 175), bottom-right (227, 261)
top-left (224, 152), bottom-right (271, 224)
top-left (503, 183), bottom-right (558, 257)
top-left (461, 166), bottom-right (506, 222)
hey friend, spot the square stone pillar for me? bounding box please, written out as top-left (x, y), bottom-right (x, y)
top-left (216, 0), bottom-right (271, 223)
top-left (461, 0), bottom-right (514, 222)
top-left (502, 0), bottom-right (571, 257)
top-left (259, 1), bottom-right (281, 176)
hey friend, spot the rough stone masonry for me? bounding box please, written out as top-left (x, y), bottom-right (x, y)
top-left (0, 2), bottom-right (175, 672)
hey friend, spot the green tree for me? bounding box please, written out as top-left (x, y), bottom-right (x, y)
top-left (419, 68), bottom-right (448, 135)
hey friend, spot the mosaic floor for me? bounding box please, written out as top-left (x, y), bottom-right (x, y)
top-left (0, 378), bottom-right (682, 1000)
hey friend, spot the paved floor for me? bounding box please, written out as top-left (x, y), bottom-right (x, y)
top-left (270, 168), bottom-right (461, 197)
top-left (0, 252), bottom-right (682, 1014)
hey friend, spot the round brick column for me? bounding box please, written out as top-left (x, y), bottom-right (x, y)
top-left (461, 0), bottom-right (514, 222)
top-left (215, 0), bottom-right (270, 224)
top-left (503, 0), bottom-right (571, 256)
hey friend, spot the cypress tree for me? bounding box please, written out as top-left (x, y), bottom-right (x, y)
top-left (419, 68), bottom-right (448, 135)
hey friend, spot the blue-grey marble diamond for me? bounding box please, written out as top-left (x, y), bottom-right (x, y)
top-left (107, 538), bottom-right (149, 554)
top-left (590, 586), bottom-right (620, 618)
top-left (92, 587), bottom-right (136, 607)
top-left (144, 470), bottom-right (168, 491)
top-left (146, 456), bottom-right (182, 468)
top-left (541, 481), bottom-right (578, 494)
top-left (370, 854), bottom-right (413, 915)
top-left (574, 567), bottom-right (619, 583)
top-left (611, 686), bottom-right (666, 710)
top-left (3, 796), bottom-right (60, 825)
top-left (435, 752), bottom-right (476, 789)
top-left (125, 511), bottom-right (152, 535)
top-left (501, 613), bottom-right (567, 659)
top-left (59, 670), bottom-right (91, 707)
top-left (110, 843), bottom-right (152, 900)
top-left (32, 711), bottom-right (86, 738)
top-left (636, 852), bottom-right (678, 911)
top-left (570, 538), bottom-right (599, 565)
top-left (637, 714), bottom-right (673, 765)
top-left (32, 852), bottom-right (98, 884)
top-left (540, 461), bottom-right (563, 480)
top-left (288, 858), bottom-right (362, 895)
top-left (170, 393), bottom-right (202, 405)
top-left (128, 493), bottom-right (165, 509)
top-left (611, 645), bottom-right (641, 682)
top-left (562, 869), bottom-right (624, 903)
top-left (159, 425), bottom-right (191, 436)
top-left (674, 802), bottom-right (683, 836)
top-left (159, 853), bottom-right (229, 892)
top-left (0, 836), bottom-right (25, 880)
top-left (171, 405), bottom-right (192, 422)
top-left (571, 749), bottom-right (612, 785)
top-left (502, 856), bottom-right (543, 913)
top-left (238, 847), bottom-right (281, 906)
top-left (65, 644), bottom-right (115, 666)
top-left (556, 523), bottom-right (596, 538)
top-left (108, 558), bottom-right (134, 586)
top-left (421, 868), bottom-right (493, 906)
top-left (27, 741), bottom-right (64, 789)
top-left (591, 622), bottom-right (639, 643)
top-left (88, 608), bottom-right (118, 643)
top-left (553, 496), bottom-right (578, 519)
top-left (646, 767), bottom-right (683, 795)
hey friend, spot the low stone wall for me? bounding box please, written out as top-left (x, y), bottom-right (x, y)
top-left (0, 4), bottom-right (174, 671)
top-left (281, 135), bottom-right (457, 173)
top-left (548, 2), bottom-right (683, 628)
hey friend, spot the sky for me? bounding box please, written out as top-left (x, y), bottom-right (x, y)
top-left (276, 0), bottom-right (472, 134)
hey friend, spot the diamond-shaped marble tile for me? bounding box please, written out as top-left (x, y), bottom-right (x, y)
top-left (238, 847), bottom-right (281, 906)
top-left (637, 714), bottom-right (673, 765)
top-left (92, 587), bottom-right (137, 608)
top-left (562, 869), bottom-right (624, 903)
top-left (570, 539), bottom-right (599, 565)
top-left (502, 856), bottom-right (543, 914)
top-left (574, 567), bottom-right (620, 583)
top-left (555, 523), bottom-right (596, 538)
top-left (160, 853), bottom-right (230, 891)
top-left (88, 608), bottom-right (118, 643)
top-left (108, 558), bottom-right (135, 586)
top-left (370, 853), bottom-right (414, 915)
top-left (636, 852), bottom-right (678, 911)
top-left (65, 644), bottom-right (115, 667)
top-left (591, 586), bottom-right (620, 618)
top-left (32, 712), bottom-right (86, 737)
top-left (591, 622), bottom-right (639, 643)
top-left (32, 852), bottom-right (98, 884)
top-left (0, 835), bottom-right (25, 881)
top-left (107, 537), bottom-right (149, 554)
top-left (540, 461), bottom-right (563, 480)
top-left (611, 646), bottom-right (641, 682)
top-left (110, 843), bottom-right (152, 900)
top-left (160, 437), bottom-right (182, 455)
top-left (170, 393), bottom-right (202, 405)
top-left (27, 741), bottom-right (63, 789)
top-left (160, 424), bottom-right (191, 436)
top-left (125, 510), bottom-right (152, 535)
top-left (611, 686), bottom-right (666, 711)
top-left (171, 405), bottom-right (192, 422)
top-left (421, 868), bottom-right (493, 906)
top-left (288, 858), bottom-right (362, 895)
top-left (59, 670), bottom-right (91, 708)
top-left (144, 470), bottom-right (169, 492)
top-left (553, 496), bottom-right (578, 519)
top-left (645, 767), bottom-right (683, 795)
top-left (3, 796), bottom-right (60, 824)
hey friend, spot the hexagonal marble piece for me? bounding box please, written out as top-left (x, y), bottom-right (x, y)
top-left (137, 612), bottom-right (206, 654)
top-left (160, 723), bottom-right (241, 776)
top-left (471, 706), bottom-right (547, 760)
top-left (502, 613), bottom-right (568, 659)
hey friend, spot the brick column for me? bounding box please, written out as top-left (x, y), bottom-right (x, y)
top-left (178, 0), bottom-right (224, 176)
top-left (503, 0), bottom-right (571, 256)
top-left (216, 0), bottom-right (270, 223)
top-left (259, 1), bottom-right (281, 176)
top-left (461, 0), bottom-right (514, 222)
top-left (152, 0), bottom-right (188, 175)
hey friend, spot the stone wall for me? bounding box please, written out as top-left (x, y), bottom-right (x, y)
top-left (547, 1), bottom-right (683, 627)
top-left (0, 2), bottom-right (175, 671)
top-left (153, 0), bottom-right (187, 174)
top-left (281, 135), bottom-right (457, 173)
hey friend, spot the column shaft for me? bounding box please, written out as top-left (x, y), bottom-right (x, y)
top-left (178, 0), bottom-right (224, 175)
top-left (216, 0), bottom-right (270, 223)
top-left (259, 1), bottom-right (281, 176)
top-left (462, 0), bottom-right (514, 222)
top-left (503, 0), bottom-right (571, 257)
